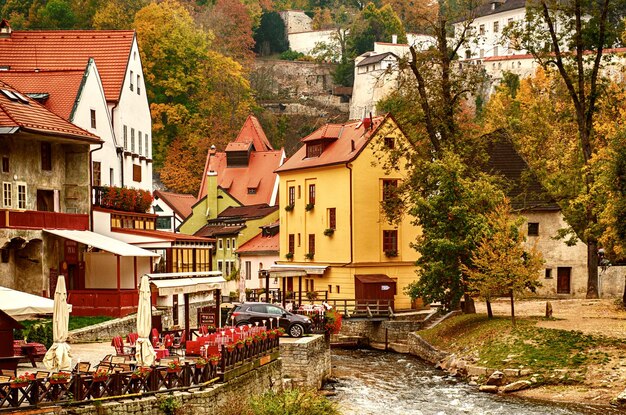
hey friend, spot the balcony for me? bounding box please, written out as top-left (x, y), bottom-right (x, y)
top-left (0, 209), bottom-right (89, 230)
top-left (67, 289), bottom-right (159, 317)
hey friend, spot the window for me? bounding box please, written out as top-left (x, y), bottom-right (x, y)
top-left (245, 261), bottom-right (251, 280)
top-left (308, 234), bottom-right (315, 255)
top-left (545, 268), bottom-right (552, 279)
top-left (226, 239), bottom-right (230, 250)
top-left (306, 143), bottom-right (323, 158)
top-left (528, 222), bottom-right (539, 236)
top-left (288, 234), bottom-right (295, 254)
top-left (93, 161), bottom-right (101, 186)
top-left (479, 24), bottom-right (485, 35)
top-left (232, 238), bottom-right (236, 249)
top-left (384, 136), bottom-right (395, 149)
top-left (156, 216), bottom-right (172, 230)
top-left (217, 260), bottom-right (223, 272)
top-left (2, 156), bottom-right (8, 173)
top-left (507, 17), bottom-right (514, 27)
top-left (90, 109), bottom-right (96, 129)
top-left (383, 230), bottom-right (398, 252)
top-left (133, 164), bottom-right (142, 182)
top-left (328, 208), bottom-right (336, 229)
top-left (131, 128), bottom-right (135, 153)
top-left (123, 125), bottom-right (128, 149)
top-left (336, 285), bottom-right (340, 294)
top-left (493, 21), bottom-right (499, 32)
top-left (288, 186), bottom-right (295, 206)
top-left (130, 70), bottom-right (134, 91)
top-left (17, 183), bottom-right (26, 209)
top-left (41, 142), bottom-right (52, 171)
top-left (110, 168), bottom-right (114, 185)
top-left (137, 75), bottom-right (141, 95)
top-left (494, 46), bottom-right (499, 57)
top-left (218, 239), bottom-right (223, 250)
top-left (2, 182), bottom-right (11, 208)
top-left (465, 50), bottom-right (471, 59)
top-left (138, 130), bottom-right (142, 155)
top-left (308, 184), bottom-right (316, 205)
top-left (328, 285), bottom-right (332, 294)
top-left (145, 134), bottom-right (149, 158)
top-left (382, 179), bottom-right (398, 200)
top-left (248, 187), bottom-right (257, 194)
top-left (297, 233), bottom-right (301, 247)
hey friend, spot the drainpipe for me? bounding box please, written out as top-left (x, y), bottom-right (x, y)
top-left (89, 142), bottom-right (103, 231)
top-left (346, 162), bottom-right (354, 265)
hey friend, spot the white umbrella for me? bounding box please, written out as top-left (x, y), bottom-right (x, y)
top-left (135, 275), bottom-right (156, 366)
top-left (43, 275), bottom-right (72, 371)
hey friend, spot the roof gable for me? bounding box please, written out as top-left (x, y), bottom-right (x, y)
top-left (233, 115), bottom-right (274, 151)
top-left (0, 30), bottom-right (135, 102)
top-left (154, 190), bottom-right (196, 219)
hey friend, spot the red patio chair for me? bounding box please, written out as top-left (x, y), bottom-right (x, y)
top-left (126, 332), bottom-right (138, 345)
top-left (185, 340), bottom-right (200, 356)
top-left (111, 336), bottom-right (134, 359)
top-left (163, 334), bottom-right (174, 353)
top-left (151, 328), bottom-right (160, 348)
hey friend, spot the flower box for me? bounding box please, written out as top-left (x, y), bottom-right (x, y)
top-left (92, 376), bottom-right (108, 382)
top-left (166, 368), bottom-right (181, 374)
top-left (50, 379), bottom-right (69, 385)
top-left (10, 382), bottom-right (28, 389)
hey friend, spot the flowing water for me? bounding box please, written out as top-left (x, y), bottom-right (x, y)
top-left (329, 348), bottom-right (623, 415)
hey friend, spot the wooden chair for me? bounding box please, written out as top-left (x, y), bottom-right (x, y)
top-left (111, 356), bottom-right (127, 365)
top-left (0, 375), bottom-right (10, 383)
top-left (73, 362), bottom-right (91, 374)
top-left (35, 371), bottom-right (50, 380)
top-left (0, 369), bottom-right (15, 377)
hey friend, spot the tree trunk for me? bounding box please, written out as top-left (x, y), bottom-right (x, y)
top-left (486, 300), bottom-right (493, 319)
top-left (509, 290), bottom-right (516, 327)
top-left (463, 294), bottom-right (476, 314)
top-left (586, 238), bottom-right (599, 298)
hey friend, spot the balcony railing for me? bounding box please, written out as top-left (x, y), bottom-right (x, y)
top-left (67, 289), bottom-right (155, 318)
top-left (0, 210), bottom-right (89, 230)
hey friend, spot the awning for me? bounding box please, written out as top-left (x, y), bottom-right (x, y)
top-left (44, 229), bottom-right (159, 257)
top-left (0, 286), bottom-right (73, 317)
top-left (146, 272), bottom-right (226, 296)
top-left (355, 274), bottom-right (396, 284)
top-left (268, 264), bottom-right (328, 278)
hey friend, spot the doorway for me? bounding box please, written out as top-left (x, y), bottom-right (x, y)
top-left (36, 189), bottom-right (54, 212)
top-left (557, 267), bottom-right (571, 294)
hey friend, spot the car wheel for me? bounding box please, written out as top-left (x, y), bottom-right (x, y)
top-left (289, 323), bottom-right (304, 338)
top-left (236, 321), bottom-right (249, 328)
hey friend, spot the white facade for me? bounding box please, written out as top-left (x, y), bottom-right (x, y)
top-left (70, 59), bottom-right (120, 188)
top-left (110, 37), bottom-right (153, 192)
top-left (288, 29), bottom-right (337, 57)
top-left (238, 254), bottom-right (281, 292)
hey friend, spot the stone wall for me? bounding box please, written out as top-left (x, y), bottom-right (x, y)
top-left (337, 319), bottom-right (425, 345)
top-left (279, 335), bottom-right (331, 389)
top-left (34, 360), bottom-right (282, 415)
top-left (68, 313), bottom-right (138, 343)
top-left (252, 60), bottom-right (337, 100)
top-left (407, 333), bottom-right (448, 364)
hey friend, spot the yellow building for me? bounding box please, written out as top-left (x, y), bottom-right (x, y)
top-left (272, 115), bottom-right (420, 310)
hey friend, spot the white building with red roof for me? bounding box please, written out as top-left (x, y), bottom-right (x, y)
top-left (152, 190), bottom-right (196, 232)
top-left (0, 20), bottom-right (153, 191)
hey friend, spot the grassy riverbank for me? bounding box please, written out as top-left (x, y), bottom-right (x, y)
top-left (417, 311), bottom-right (626, 404)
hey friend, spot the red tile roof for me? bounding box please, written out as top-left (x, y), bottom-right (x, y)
top-left (0, 80), bottom-right (100, 143)
top-left (0, 69), bottom-right (85, 119)
top-left (217, 204), bottom-right (279, 220)
top-left (234, 115), bottom-right (273, 151)
top-left (276, 115), bottom-right (387, 173)
top-left (153, 190), bottom-right (196, 219)
top-left (195, 224), bottom-right (246, 237)
top-left (236, 230), bottom-right (279, 254)
top-left (114, 228), bottom-right (215, 242)
top-left (0, 30), bottom-right (135, 102)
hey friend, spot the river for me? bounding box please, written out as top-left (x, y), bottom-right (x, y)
top-left (329, 348), bottom-right (623, 415)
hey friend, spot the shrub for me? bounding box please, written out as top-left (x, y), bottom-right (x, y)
top-left (279, 50), bottom-right (305, 61)
top-left (249, 389), bottom-right (340, 415)
top-left (27, 322), bottom-right (53, 348)
top-left (323, 228), bottom-right (334, 236)
top-left (324, 309), bottom-right (342, 335)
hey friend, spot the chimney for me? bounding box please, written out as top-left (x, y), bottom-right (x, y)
top-left (391, 34), bottom-right (397, 44)
top-left (206, 171), bottom-right (218, 219)
top-left (362, 117), bottom-right (371, 131)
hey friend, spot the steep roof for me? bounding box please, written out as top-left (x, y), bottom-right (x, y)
top-left (276, 115), bottom-right (387, 173)
top-left (0, 69), bottom-right (85, 119)
top-left (154, 190), bottom-right (196, 219)
top-left (195, 224), bottom-right (246, 237)
top-left (217, 204), bottom-right (279, 220)
top-left (0, 80), bottom-right (100, 143)
top-left (236, 230), bottom-right (279, 254)
top-left (233, 115), bottom-right (273, 151)
top-left (0, 30), bottom-right (135, 102)
top-left (485, 131), bottom-right (560, 211)
top-left (356, 52), bottom-right (398, 67)
top-left (473, 0), bottom-right (525, 19)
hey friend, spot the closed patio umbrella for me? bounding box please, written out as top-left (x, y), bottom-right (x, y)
top-left (43, 275), bottom-right (72, 371)
top-left (135, 274), bottom-right (156, 366)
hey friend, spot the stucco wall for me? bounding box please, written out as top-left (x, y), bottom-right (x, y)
top-left (279, 334), bottom-right (330, 389)
top-left (287, 30), bottom-right (336, 56)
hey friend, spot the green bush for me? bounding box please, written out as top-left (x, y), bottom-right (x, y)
top-left (27, 322), bottom-right (53, 348)
top-left (249, 389), bottom-right (340, 415)
top-left (279, 50), bottom-right (305, 61)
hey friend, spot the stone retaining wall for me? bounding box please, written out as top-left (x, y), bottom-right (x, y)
top-left (407, 333), bottom-right (448, 364)
top-left (337, 319), bottom-right (425, 345)
top-left (33, 359), bottom-right (282, 415)
top-left (279, 335), bottom-right (331, 389)
top-left (68, 314), bottom-right (137, 343)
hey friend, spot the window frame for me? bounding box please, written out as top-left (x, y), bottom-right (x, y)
top-left (2, 182), bottom-right (12, 208)
top-left (528, 222), bottom-right (539, 236)
top-left (131, 128), bottom-right (135, 153)
top-left (218, 239), bottom-right (223, 250)
top-left (41, 142), bottom-right (52, 171)
top-left (288, 186), bottom-right (295, 206)
top-left (16, 182), bottom-right (27, 209)
top-left (123, 125), bottom-right (128, 149)
top-left (130, 70), bottom-right (134, 91)
top-left (328, 208), bottom-right (336, 230)
top-left (306, 143), bottom-right (323, 158)
top-left (288, 234), bottom-right (295, 254)
top-left (90, 109), bottom-right (96, 129)
top-left (382, 179), bottom-right (398, 200)
top-left (383, 229), bottom-right (398, 253)
top-left (308, 184), bottom-right (316, 205)
top-left (308, 234), bottom-right (315, 255)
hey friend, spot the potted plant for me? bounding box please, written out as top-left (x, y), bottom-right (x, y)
top-left (208, 355), bottom-right (220, 367)
top-left (206, 325), bottom-right (216, 334)
top-left (305, 252), bottom-right (314, 260)
top-left (275, 327), bottom-right (286, 337)
top-left (384, 249), bottom-right (398, 258)
top-left (226, 343), bottom-right (236, 352)
top-left (245, 337), bottom-right (253, 347)
top-left (10, 373), bottom-right (34, 388)
top-left (306, 291), bottom-right (318, 301)
top-left (268, 329), bottom-right (277, 339)
top-left (323, 228), bottom-right (334, 237)
top-left (50, 372), bottom-right (71, 384)
top-left (284, 204), bottom-right (294, 212)
top-left (131, 367), bottom-right (152, 379)
top-left (195, 357), bottom-right (207, 368)
top-left (167, 361), bottom-right (182, 373)
top-left (236, 339), bottom-right (245, 350)
top-left (285, 252), bottom-right (294, 260)
top-left (92, 369), bottom-right (109, 382)
top-left (305, 203), bottom-right (314, 211)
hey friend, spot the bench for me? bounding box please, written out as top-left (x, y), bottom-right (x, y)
top-left (13, 340), bottom-right (47, 368)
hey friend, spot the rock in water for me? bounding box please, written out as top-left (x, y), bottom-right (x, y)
top-left (546, 301), bottom-right (553, 318)
top-left (479, 385), bottom-right (499, 393)
top-left (501, 380), bottom-right (531, 393)
top-left (486, 371), bottom-right (505, 386)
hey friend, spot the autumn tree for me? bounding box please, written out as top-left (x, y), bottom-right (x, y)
top-left (499, 0), bottom-right (623, 299)
top-left (463, 202), bottom-right (544, 326)
top-left (93, 0), bottom-right (147, 30)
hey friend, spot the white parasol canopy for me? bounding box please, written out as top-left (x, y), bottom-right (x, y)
top-left (135, 274), bottom-right (156, 367)
top-left (0, 285), bottom-right (72, 317)
top-left (43, 275), bottom-right (72, 371)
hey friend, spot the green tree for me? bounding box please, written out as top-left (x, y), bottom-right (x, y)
top-left (254, 11), bottom-right (289, 55)
top-left (501, 0), bottom-right (621, 298)
top-left (31, 0), bottom-right (76, 28)
top-left (93, 0), bottom-right (147, 29)
top-left (463, 201), bottom-right (544, 326)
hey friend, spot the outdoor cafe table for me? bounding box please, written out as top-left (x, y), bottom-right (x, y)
top-left (155, 349), bottom-right (169, 360)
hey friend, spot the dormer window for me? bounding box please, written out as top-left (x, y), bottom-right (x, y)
top-left (248, 188), bottom-right (257, 194)
top-left (306, 143), bottom-right (323, 158)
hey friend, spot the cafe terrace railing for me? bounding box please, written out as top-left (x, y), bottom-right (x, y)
top-left (0, 335), bottom-right (280, 411)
